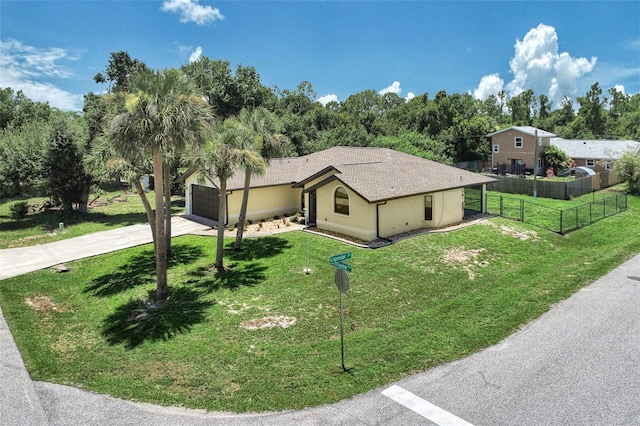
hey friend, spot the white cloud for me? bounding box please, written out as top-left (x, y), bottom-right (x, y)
top-left (317, 94), bottom-right (338, 106)
top-left (161, 0), bottom-right (224, 25)
top-left (405, 92), bottom-right (415, 101)
top-left (379, 81), bottom-right (402, 95)
top-left (189, 46), bottom-right (203, 63)
top-left (473, 73), bottom-right (504, 100)
top-left (0, 38), bottom-right (83, 111)
top-left (473, 24), bottom-right (597, 106)
top-left (614, 85), bottom-right (625, 94)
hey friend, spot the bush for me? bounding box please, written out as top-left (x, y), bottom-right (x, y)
top-left (10, 201), bottom-right (29, 220)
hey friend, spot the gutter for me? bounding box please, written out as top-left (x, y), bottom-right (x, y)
top-left (376, 201), bottom-right (393, 243)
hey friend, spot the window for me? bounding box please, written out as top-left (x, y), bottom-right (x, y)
top-left (424, 195), bottom-right (433, 221)
top-left (514, 137), bottom-right (523, 148)
top-left (586, 159), bottom-right (596, 167)
top-left (493, 144), bottom-right (500, 153)
top-left (334, 187), bottom-right (350, 215)
top-left (605, 161), bottom-right (612, 170)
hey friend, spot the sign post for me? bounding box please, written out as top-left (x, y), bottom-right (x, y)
top-left (330, 252), bottom-right (353, 372)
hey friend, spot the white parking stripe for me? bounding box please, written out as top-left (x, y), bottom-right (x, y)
top-left (382, 385), bottom-right (475, 426)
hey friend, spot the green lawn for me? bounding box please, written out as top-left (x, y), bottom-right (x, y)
top-left (0, 188), bottom-right (185, 249)
top-left (1, 194), bottom-right (639, 413)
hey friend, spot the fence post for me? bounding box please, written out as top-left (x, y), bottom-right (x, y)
top-left (520, 199), bottom-right (524, 222)
top-left (500, 195), bottom-right (503, 217)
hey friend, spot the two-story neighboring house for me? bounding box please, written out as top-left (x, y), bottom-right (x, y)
top-left (487, 126), bottom-right (556, 175)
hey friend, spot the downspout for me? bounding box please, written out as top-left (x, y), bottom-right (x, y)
top-left (225, 191), bottom-right (232, 226)
top-left (376, 201), bottom-right (393, 242)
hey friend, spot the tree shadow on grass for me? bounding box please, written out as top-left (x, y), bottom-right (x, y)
top-left (188, 262), bottom-right (269, 293)
top-left (85, 244), bottom-right (206, 297)
top-left (101, 287), bottom-right (214, 349)
top-left (226, 236), bottom-right (292, 261)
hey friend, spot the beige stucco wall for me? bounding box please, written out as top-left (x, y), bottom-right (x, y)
top-left (185, 174), bottom-right (301, 224)
top-left (314, 182), bottom-right (378, 241)
top-left (311, 178), bottom-right (466, 241)
top-left (227, 185), bottom-right (301, 225)
top-left (378, 188), bottom-right (464, 237)
top-left (491, 130), bottom-right (551, 169)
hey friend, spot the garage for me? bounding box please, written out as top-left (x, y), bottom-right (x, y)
top-left (190, 184), bottom-right (219, 221)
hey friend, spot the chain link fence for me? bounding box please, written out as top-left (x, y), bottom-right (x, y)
top-left (486, 193), bottom-right (627, 234)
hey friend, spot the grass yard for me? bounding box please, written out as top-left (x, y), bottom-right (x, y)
top-left (0, 194), bottom-right (639, 413)
top-left (0, 188), bottom-right (185, 249)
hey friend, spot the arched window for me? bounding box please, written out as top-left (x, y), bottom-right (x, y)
top-left (334, 187), bottom-right (350, 215)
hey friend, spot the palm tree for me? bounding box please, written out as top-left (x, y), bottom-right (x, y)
top-left (186, 118), bottom-right (244, 271)
top-left (86, 134), bottom-right (157, 247)
top-left (233, 107), bottom-right (289, 251)
top-left (107, 68), bottom-right (212, 302)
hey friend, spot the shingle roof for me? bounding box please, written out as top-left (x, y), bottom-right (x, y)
top-left (487, 126), bottom-right (556, 138)
top-left (224, 147), bottom-right (495, 202)
top-left (551, 138), bottom-right (640, 160)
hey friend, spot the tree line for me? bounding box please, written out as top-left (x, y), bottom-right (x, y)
top-left (2, 51), bottom-right (639, 302)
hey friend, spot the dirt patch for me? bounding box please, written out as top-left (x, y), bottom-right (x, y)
top-left (483, 222), bottom-right (540, 241)
top-left (25, 295), bottom-right (64, 312)
top-left (240, 316), bottom-right (297, 331)
top-left (442, 248), bottom-right (487, 280)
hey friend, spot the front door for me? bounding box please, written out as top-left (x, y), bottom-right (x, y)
top-left (308, 190), bottom-right (317, 225)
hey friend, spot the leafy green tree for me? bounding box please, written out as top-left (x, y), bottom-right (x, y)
top-left (0, 119), bottom-right (50, 197)
top-left (45, 114), bottom-right (90, 213)
top-left (372, 131), bottom-right (453, 163)
top-left (182, 57), bottom-right (272, 119)
top-left (615, 150), bottom-right (640, 194)
top-left (107, 68), bottom-right (212, 301)
top-left (577, 82), bottom-right (607, 138)
top-left (93, 51), bottom-right (148, 93)
top-left (543, 145), bottom-right (571, 175)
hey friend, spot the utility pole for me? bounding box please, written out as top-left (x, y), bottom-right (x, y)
top-left (533, 129), bottom-right (539, 198)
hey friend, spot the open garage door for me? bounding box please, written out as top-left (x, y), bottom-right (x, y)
top-left (191, 184), bottom-right (219, 221)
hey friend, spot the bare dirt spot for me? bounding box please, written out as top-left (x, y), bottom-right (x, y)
top-left (442, 248), bottom-right (487, 280)
top-left (240, 316), bottom-right (297, 331)
top-left (25, 295), bottom-right (64, 312)
top-left (483, 222), bottom-right (540, 241)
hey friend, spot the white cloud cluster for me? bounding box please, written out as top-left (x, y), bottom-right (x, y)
top-left (474, 24), bottom-right (597, 107)
top-left (379, 81), bottom-right (401, 95)
top-left (0, 38), bottom-right (83, 110)
top-left (317, 94), bottom-right (338, 106)
top-left (379, 81), bottom-right (414, 101)
top-left (161, 0), bottom-right (224, 25)
top-left (189, 46), bottom-right (203, 63)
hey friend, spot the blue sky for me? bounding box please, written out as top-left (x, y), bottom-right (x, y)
top-left (1, 0), bottom-right (638, 111)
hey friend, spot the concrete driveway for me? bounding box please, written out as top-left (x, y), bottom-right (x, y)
top-left (0, 216), bottom-right (211, 281)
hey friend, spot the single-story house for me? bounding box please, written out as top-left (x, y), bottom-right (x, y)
top-left (184, 147), bottom-right (495, 242)
top-left (550, 138), bottom-right (640, 173)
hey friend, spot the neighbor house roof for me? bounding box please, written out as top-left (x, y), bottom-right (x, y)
top-left (487, 126), bottom-right (556, 138)
top-left (217, 147), bottom-right (495, 203)
top-left (551, 138), bottom-right (640, 160)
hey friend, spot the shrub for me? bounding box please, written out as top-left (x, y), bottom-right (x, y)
top-left (10, 201), bottom-right (29, 220)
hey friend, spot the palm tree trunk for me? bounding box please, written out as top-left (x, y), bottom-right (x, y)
top-left (133, 178), bottom-right (156, 249)
top-left (233, 170), bottom-right (252, 251)
top-left (163, 165), bottom-right (172, 259)
top-left (153, 148), bottom-right (169, 302)
top-left (215, 179), bottom-right (227, 271)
